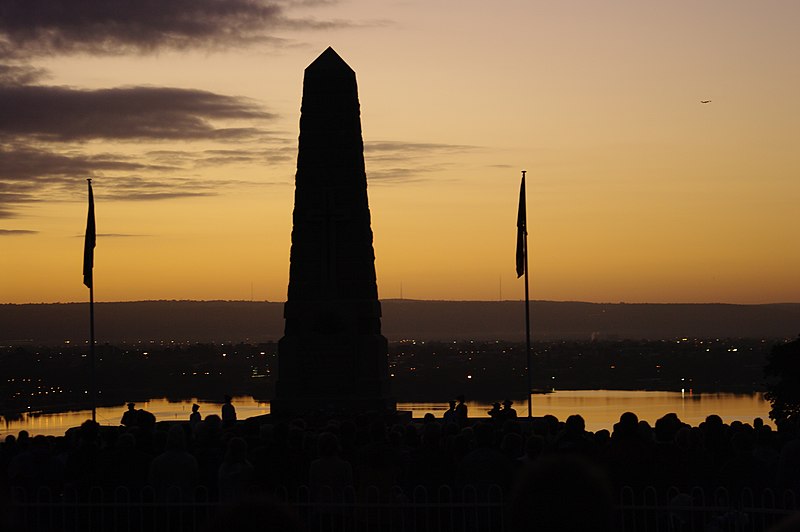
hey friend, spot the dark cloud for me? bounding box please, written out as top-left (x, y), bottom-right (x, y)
top-left (0, 0), bottom-right (345, 57)
top-left (0, 75), bottom-right (279, 217)
top-left (0, 84), bottom-right (273, 142)
top-left (0, 20), bottom-right (289, 221)
top-left (0, 144), bottom-right (287, 217)
top-left (365, 141), bottom-right (478, 154)
top-left (99, 176), bottom-right (219, 201)
top-left (94, 175), bottom-right (286, 202)
top-left (0, 145), bottom-right (174, 181)
top-left (149, 148), bottom-right (273, 167)
top-left (0, 63), bottom-right (47, 84)
top-left (0, 228), bottom-right (37, 234)
top-left (367, 165), bottom-right (451, 184)
top-left (0, 187), bottom-right (40, 203)
top-left (364, 141), bottom-right (479, 184)
top-left (0, 147), bottom-right (168, 213)
top-left (71, 233), bottom-right (148, 238)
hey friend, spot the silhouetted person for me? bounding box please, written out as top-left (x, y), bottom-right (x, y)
top-left (96, 432), bottom-right (151, 491)
top-left (442, 400), bottom-right (457, 425)
top-left (137, 408), bottom-right (156, 430)
top-left (356, 421), bottom-right (402, 503)
top-left (148, 425), bottom-right (199, 502)
top-left (455, 395), bottom-right (468, 426)
top-left (222, 395), bottom-right (237, 427)
top-left (555, 414), bottom-right (592, 455)
top-left (64, 420), bottom-right (102, 492)
top-left (121, 402), bottom-right (138, 427)
top-left (121, 402), bottom-right (155, 430)
top-left (777, 437), bottom-right (800, 494)
top-left (609, 411), bottom-right (652, 487)
top-left (613, 411), bottom-right (639, 440)
top-left (457, 422), bottom-right (515, 492)
top-left (7, 434), bottom-right (64, 495)
top-left (408, 422), bottom-right (454, 491)
top-left (487, 402), bottom-right (502, 421)
top-left (189, 403), bottom-right (201, 426)
top-left (520, 434), bottom-right (545, 464)
top-left (500, 399), bottom-right (518, 420)
top-left (218, 437), bottom-right (254, 502)
top-left (654, 412), bottom-right (684, 443)
top-left (508, 454), bottom-right (614, 532)
top-left (310, 432), bottom-right (353, 496)
top-left (501, 432), bottom-right (524, 461)
top-left (249, 424), bottom-right (279, 492)
top-left (309, 431), bottom-right (353, 531)
top-left (192, 416), bottom-right (225, 498)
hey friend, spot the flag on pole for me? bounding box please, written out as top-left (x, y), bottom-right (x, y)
top-left (83, 179), bottom-right (96, 288)
top-left (515, 172), bottom-right (526, 278)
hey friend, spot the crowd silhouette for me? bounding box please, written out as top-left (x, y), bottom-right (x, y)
top-left (3, 405), bottom-right (800, 531)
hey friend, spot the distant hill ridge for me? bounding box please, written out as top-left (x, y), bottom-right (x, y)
top-left (1, 300), bottom-right (798, 344)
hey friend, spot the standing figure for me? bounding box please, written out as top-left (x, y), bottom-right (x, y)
top-left (442, 400), bottom-right (458, 425)
top-left (189, 403), bottom-right (201, 426)
top-left (221, 395), bottom-right (237, 427)
top-left (148, 425), bottom-right (199, 502)
top-left (455, 395), bottom-right (468, 427)
top-left (501, 399), bottom-right (518, 420)
top-left (121, 403), bottom-right (138, 427)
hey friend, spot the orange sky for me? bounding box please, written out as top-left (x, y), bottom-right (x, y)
top-left (1, 0), bottom-right (799, 304)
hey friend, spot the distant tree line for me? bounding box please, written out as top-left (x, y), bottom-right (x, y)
top-left (0, 338), bottom-right (778, 418)
top-left (388, 338), bottom-right (771, 401)
top-left (764, 336), bottom-right (800, 428)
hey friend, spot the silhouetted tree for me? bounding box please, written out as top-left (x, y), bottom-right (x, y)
top-left (764, 337), bottom-right (800, 428)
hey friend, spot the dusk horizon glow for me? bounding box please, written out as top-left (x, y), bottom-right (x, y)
top-left (2, 1), bottom-right (799, 306)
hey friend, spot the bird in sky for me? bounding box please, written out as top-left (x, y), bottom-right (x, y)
top-left (700, 100), bottom-right (712, 104)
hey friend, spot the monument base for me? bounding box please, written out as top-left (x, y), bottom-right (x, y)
top-left (270, 395), bottom-right (397, 419)
top-left (274, 306), bottom-right (395, 418)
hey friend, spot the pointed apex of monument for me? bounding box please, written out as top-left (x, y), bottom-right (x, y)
top-left (306, 47), bottom-right (354, 74)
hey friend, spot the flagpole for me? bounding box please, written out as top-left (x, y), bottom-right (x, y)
top-left (521, 170), bottom-right (532, 420)
top-left (89, 279), bottom-right (96, 422)
top-left (84, 178), bottom-right (97, 423)
top-left (515, 170), bottom-right (532, 421)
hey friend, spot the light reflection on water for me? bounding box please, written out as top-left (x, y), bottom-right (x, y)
top-left (528, 390), bottom-right (772, 432)
top-left (1, 397), bottom-right (269, 437)
top-left (1, 390), bottom-right (772, 436)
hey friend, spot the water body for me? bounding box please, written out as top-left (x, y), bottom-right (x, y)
top-left (1, 390), bottom-right (772, 436)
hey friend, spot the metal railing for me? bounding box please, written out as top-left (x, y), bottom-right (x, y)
top-left (618, 486), bottom-right (798, 532)
top-left (8, 484), bottom-right (799, 532)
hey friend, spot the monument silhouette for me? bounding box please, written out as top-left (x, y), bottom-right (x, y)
top-left (272, 47), bottom-right (395, 417)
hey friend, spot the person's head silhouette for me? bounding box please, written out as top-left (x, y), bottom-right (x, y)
top-left (509, 454), bottom-right (613, 532)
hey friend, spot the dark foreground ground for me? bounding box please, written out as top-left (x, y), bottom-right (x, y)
top-left (3, 407), bottom-right (799, 532)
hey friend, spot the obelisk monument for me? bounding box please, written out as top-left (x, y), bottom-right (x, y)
top-left (272, 47), bottom-right (395, 417)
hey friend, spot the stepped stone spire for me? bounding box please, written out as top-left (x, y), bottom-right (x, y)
top-left (272, 47), bottom-right (395, 417)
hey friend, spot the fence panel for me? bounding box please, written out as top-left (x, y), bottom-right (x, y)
top-left (10, 484), bottom-right (800, 532)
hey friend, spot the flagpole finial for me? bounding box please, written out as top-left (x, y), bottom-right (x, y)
top-left (87, 178), bottom-right (92, 183)
top-left (521, 170), bottom-right (526, 178)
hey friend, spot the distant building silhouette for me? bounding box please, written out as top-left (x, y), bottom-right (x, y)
top-left (272, 47), bottom-right (395, 416)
